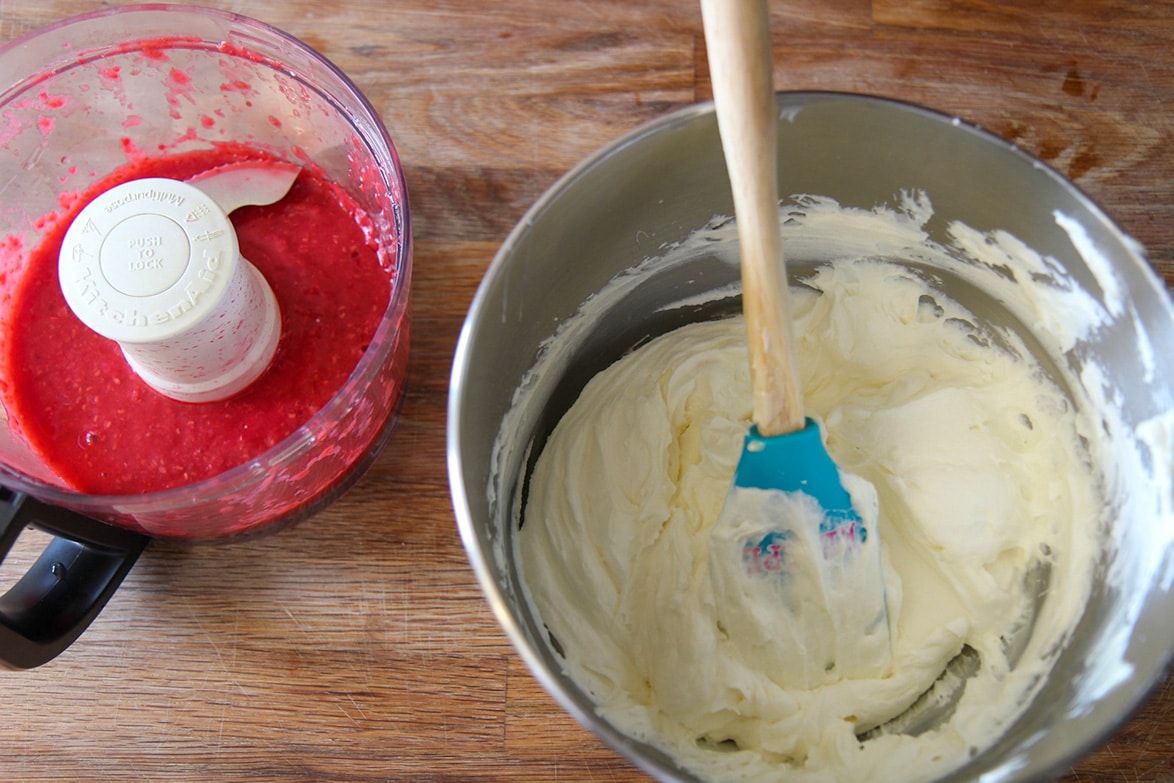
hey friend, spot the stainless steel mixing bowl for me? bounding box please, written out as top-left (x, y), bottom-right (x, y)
top-left (448, 92), bottom-right (1174, 781)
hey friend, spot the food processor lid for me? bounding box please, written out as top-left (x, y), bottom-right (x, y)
top-left (60, 177), bottom-right (238, 344)
top-left (56, 165), bottom-right (298, 403)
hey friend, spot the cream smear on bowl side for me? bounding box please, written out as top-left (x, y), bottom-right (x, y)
top-left (496, 193), bottom-right (1168, 782)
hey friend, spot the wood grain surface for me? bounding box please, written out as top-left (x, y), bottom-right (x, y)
top-left (0, 1), bottom-right (1171, 781)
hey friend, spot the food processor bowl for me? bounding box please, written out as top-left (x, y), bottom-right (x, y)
top-left (0, 4), bottom-right (411, 538)
top-left (0, 4), bottom-right (411, 669)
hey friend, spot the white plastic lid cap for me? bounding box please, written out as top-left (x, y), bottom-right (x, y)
top-left (59, 177), bottom-right (281, 403)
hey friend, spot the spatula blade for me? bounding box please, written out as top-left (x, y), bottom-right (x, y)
top-left (711, 418), bottom-right (892, 687)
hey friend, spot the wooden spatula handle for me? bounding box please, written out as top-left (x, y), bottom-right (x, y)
top-left (701, 0), bottom-right (805, 436)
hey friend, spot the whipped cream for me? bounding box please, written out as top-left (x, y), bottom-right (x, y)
top-left (518, 258), bottom-right (1099, 781)
top-left (501, 193), bottom-right (1171, 782)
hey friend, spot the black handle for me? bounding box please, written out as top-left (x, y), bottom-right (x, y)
top-left (0, 489), bottom-right (148, 669)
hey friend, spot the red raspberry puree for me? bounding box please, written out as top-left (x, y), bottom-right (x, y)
top-left (0, 147), bottom-right (393, 496)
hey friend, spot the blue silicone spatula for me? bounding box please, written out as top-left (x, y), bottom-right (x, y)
top-left (700, 0), bottom-right (891, 687)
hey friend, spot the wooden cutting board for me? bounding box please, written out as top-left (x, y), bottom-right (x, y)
top-left (1, 1), bottom-right (1171, 780)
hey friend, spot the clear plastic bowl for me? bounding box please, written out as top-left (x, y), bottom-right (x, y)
top-left (0, 5), bottom-right (412, 538)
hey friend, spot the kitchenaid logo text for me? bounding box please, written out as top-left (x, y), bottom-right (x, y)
top-left (69, 247), bottom-right (224, 328)
top-left (102, 187), bottom-right (186, 213)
